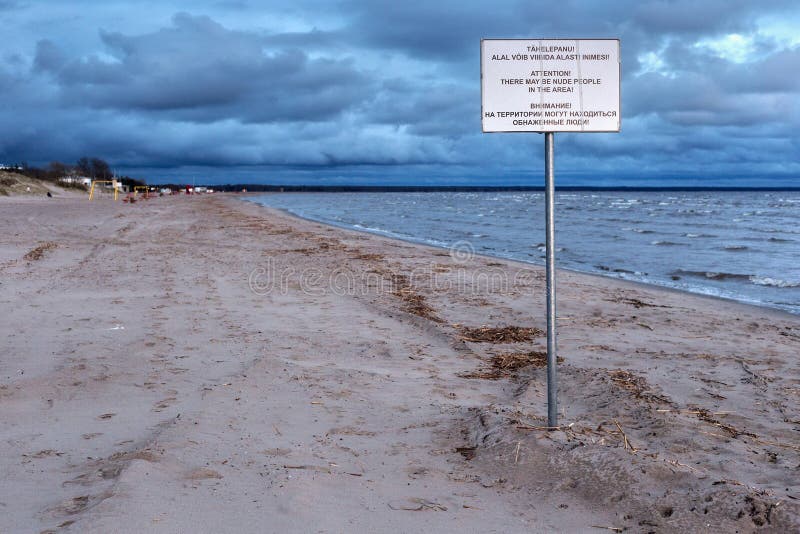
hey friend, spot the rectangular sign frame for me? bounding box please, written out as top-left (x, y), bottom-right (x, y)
top-left (481, 38), bottom-right (621, 133)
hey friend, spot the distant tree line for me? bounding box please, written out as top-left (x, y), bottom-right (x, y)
top-left (14, 157), bottom-right (144, 188)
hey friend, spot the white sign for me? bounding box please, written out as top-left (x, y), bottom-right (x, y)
top-left (481, 39), bottom-right (620, 133)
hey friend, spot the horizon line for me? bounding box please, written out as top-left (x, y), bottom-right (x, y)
top-left (161, 184), bottom-right (800, 192)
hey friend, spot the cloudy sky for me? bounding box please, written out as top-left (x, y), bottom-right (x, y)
top-left (1, 1), bottom-right (799, 185)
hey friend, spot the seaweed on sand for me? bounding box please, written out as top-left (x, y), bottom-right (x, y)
top-left (459, 350), bottom-right (562, 380)
top-left (459, 325), bottom-right (543, 343)
top-left (24, 242), bottom-right (57, 261)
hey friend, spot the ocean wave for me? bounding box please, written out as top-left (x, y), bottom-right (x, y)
top-left (352, 223), bottom-right (413, 240)
top-left (672, 270), bottom-right (800, 288)
top-left (749, 276), bottom-right (800, 288)
top-left (723, 245), bottom-right (749, 251)
top-left (671, 270), bottom-right (751, 281)
top-left (595, 265), bottom-right (641, 275)
top-left (651, 240), bottom-right (683, 246)
top-left (683, 233), bottom-right (717, 238)
top-left (755, 227), bottom-right (800, 235)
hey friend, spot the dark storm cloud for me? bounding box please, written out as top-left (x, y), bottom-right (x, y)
top-left (728, 48), bottom-right (800, 92)
top-left (1, 1), bottom-right (799, 182)
top-left (631, 0), bottom-right (761, 34)
top-left (364, 77), bottom-right (475, 137)
top-left (33, 39), bottom-right (66, 71)
top-left (344, 1), bottom-right (792, 62)
top-left (262, 28), bottom-right (344, 49)
top-left (624, 37), bottom-right (800, 128)
top-left (0, 64), bottom-right (13, 91)
top-left (34, 13), bottom-right (371, 123)
top-left (345, 0), bottom-right (514, 60)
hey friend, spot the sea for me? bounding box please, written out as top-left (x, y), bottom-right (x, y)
top-left (248, 191), bottom-right (800, 315)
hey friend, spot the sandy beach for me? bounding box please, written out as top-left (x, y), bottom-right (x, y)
top-left (1, 193), bottom-right (798, 533)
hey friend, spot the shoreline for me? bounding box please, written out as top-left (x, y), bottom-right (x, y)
top-left (1, 194), bottom-right (798, 532)
top-left (244, 195), bottom-right (800, 320)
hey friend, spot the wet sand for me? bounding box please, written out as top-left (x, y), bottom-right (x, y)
top-left (1, 194), bottom-right (798, 533)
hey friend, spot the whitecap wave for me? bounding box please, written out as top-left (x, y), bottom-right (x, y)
top-left (749, 276), bottom-right (800, 288)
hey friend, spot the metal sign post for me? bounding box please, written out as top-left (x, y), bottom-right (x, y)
top-left (480, 38), bottom-right (621, 428)
top-left (544, 132), bottom-right (557, 427)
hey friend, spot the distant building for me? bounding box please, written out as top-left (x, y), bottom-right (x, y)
top-left (59, 176), bottom-right (92, 187)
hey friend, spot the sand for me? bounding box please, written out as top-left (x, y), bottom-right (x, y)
top-left (0, 171), bottom-right (86, 198)
top-left (1, 193), bottom-right (798, 533)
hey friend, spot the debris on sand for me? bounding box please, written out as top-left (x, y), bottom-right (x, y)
top-left (459, 325), bottom-right (543, 343)
top-left (386, 270), bottom-right (444, 322)
top-left (353, 252), bottom-right (385, 261)
top-left (459, 351), bottom-right (562, 379)
top-left (606, 296), bottom-right (667, 309)
top-left (23, 449), bottom-right (64, 459)
top-left (608, 369), bottom-right (671, 405)
top-left (611, 419), bottom-right (637, 452)
top-left (24, 242), bottom-right (57, 261)
top-left (286, 247), bottom-right (318, 255)
top-left (187, 468), bottom-right (223, 480)
top-left (393, 288), bottom-right (444, 323)
top-left (517, 418), bottom-right (640, 454)
top-left (283, 464), bottom-right (331, 473)
top-left (63, 495), bottom-right (90, 514)
top-left (590, 525), bottom-right (624, 532)
top-left (388, 498), bottom-right (448, 511)
top-left (690, 406), bottom-right (757, 439)
top-left (314, 239), bottom-right (348, 251)
top-left (491, 351), bottom-right (550, 371)
top-left (458, 368), bottom-right (505, 380)
top-left (455, 446), bottom-right (477, 459)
